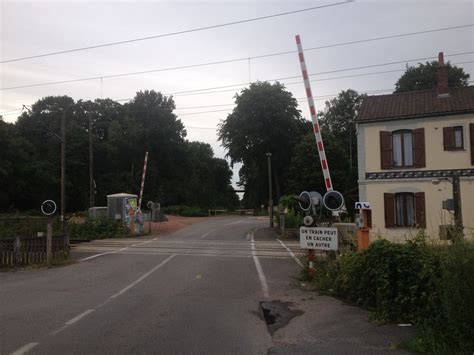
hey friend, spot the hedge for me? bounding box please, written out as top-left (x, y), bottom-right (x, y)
top-left (68, 218), bottom-right (129, 240)
top-left (306, 237), bottom-right (474, 353)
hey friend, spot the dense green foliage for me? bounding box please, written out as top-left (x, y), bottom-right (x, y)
top-left (306, 239), bottom-right (474, 353)
top-left (68, 218), bottom-right (129, 240)
top-left (278, 195), bottom-right (303, 228)
top-left (394, 61), bottom-right (469, 93)
top-left (0, 217), bottom-right (62, 238)
top-left (218, 82), bottom-right (307, 208)
top-left (0, 91), bottom-right (238, 213)
top-left (161, 205), bottom-right (208, 217)
top-left (287, 90), bottom-right (363, 210)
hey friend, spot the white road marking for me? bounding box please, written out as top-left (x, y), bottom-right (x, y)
top-left (250, 232), bottom-right (270, 298)
top-left (277, 239), bottom-right (303, 267)
top-left (49, 324), bottom-right (69, 336)
top-left (110, 254), bottom-right (175, 299)
top-left (200, 230), bottom-right (214, 239)
top-left (9, 342), bottom-right (39, 355)
top-left (65, 309), bottom-right (95, 325)
top-left (79, 246), bottom-right (129, 262)
top-left (225, 220), bottom-right (244, 225)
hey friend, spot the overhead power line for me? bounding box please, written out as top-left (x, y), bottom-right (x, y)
top-left (4, 57), bottom-right (473, 117)
top-left (111, 57), bottom-right (472, 101)
top-left (177, 88), bottom-right (396, 117)
top-left (1, 24), bottom-right (473, 91)
top-left (0, 1), bottom-right (350, 64)
top-left (3, 51), bottom-right (472, 93)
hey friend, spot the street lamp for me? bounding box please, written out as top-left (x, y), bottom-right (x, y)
top-left (266, 152), bottom-right (273, 228)
top-left (432, 172), bottom-right (463, 240)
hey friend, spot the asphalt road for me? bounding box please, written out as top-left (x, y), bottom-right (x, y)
top-left (1, 216), bottom-right (413, 354)
top-left (0, 216), bottom-right (301, 355)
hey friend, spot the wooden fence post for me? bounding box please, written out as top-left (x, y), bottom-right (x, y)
top-left (14, 236), bottom-right (21, 265)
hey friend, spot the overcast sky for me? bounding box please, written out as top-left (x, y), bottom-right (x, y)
top-left (1, 0), bottom-right (473, 187)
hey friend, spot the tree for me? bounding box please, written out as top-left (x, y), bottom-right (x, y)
top-left (319, 89), bottom-right (365, 171)
top-left (286, 90), bottom-right (363, 213)
top-left (1, 91), bottom-right (238, 212)
top-left (218, 81), bottom-right (306, 208)
top-left (394, 61), bottom-right (469, 93)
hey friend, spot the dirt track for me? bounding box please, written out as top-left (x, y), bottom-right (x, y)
top-left (148, 215), bottom-right (210, 235)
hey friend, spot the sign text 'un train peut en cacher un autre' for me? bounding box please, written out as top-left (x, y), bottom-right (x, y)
top-left (299, 226), bottom-right (338, 251)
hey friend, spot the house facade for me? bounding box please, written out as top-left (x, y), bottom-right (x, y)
top-left (356, 53), bottom-right (474, 242)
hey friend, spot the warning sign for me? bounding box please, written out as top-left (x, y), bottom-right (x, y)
top-left (300, 226), bottom-right (338, 251)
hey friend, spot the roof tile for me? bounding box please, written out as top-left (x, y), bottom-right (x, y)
top-left (357, 86), bottom-right (474, 122)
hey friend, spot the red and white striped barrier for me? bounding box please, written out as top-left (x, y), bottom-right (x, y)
top-left (138, 151), bottom-right (148, 211)
top-left (295, 35), bottom-right (333, 192)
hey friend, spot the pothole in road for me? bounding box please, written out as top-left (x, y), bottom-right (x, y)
top-left (259, 301), bottom-right (303, 335)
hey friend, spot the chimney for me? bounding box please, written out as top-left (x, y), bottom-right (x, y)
top-left (437, 52), bottom-right (449, 97)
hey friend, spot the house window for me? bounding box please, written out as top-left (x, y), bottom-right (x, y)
top-left (443, 126), bottom-right (464, 150)
top-left (454, 127), bottom-right (463, 149)
top-left (392, 130), bottom-right (413, 167)
top-left (380, 128), bottom-right (425, 169)
top-left (384, 192), bottom-right (426, 228)
top-left (395, 193), bottom-right (415, 227)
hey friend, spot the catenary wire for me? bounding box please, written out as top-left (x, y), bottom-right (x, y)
top-left (1, 22), bottom-right (472, 91)
top-left (0, 1), bottom-right (351, 64)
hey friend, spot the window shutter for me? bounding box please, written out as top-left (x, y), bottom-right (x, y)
top-left (470, 123), bottom-right (474, 165)
top-left (380, 131), bottom-right (392, 169)
top-left (443, 127), bottom-right (454, 151)
top-left (384, 193), bottom-right (395, 228)
top-left (413, 128), bottom-right (426, 168)
top-left (415, 192), bottom-right (426, 228)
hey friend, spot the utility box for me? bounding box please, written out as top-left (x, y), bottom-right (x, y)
top-left (107, 193), bottom-right (138, 221)
top-left (88, 207), bottom-right (108, 219)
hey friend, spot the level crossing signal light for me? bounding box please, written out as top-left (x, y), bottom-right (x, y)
top-left (322, 190), bottom-right (345, 211)
top-left (295, 190), bottom-right (345, 218)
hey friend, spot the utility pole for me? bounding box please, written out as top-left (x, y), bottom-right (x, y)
top-left (60, 109), bottom-right (66, 234)
top-left (89, 112), bottom-right (94, 208)
top-left (452, 172), bottom-right (463, 240)
top-left (266, 152), bottom-right (273, 228)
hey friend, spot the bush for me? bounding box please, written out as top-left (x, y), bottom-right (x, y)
top-left (306, 237), bottom-right (474, 353)
top-left (279, 195), bottom-right (299, 211)
top-left (422, 242), bottom-right (474, 352)
top-left (68, 218), bottom-right (129, 240)
top-left (0, 217), bottom-right (62, 238)
top-left (180, 207), bottom-right (207, 217)
top-left (283, 208), bottom-right (304, 228)
top-left (162, 205), bottom-right (207, 217)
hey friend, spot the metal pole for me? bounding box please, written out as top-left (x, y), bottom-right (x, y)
top-left (60, 110), bottom-right (66, 233)
top-left (266, 152), bottom-right (273, 228)
top-left (46, 218), bottom-right (52, 265)
top-left (89, 112), bottom-right (94, 208)
top-left (452, 173), bottom-right (463, 240)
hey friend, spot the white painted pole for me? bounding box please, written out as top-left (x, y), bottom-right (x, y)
top-left (138, 151), bottom-right (149, 211)
top-left (295, 35), bottom-right (334, 192)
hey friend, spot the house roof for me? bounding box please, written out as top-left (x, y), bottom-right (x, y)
top-left (357, 86), bottom-right (474, 123)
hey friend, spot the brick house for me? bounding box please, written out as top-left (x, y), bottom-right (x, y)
top-left (356, 53), bottom-right (474, 242)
